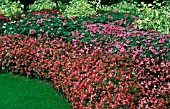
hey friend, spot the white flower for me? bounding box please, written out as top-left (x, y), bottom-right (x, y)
top-left (2, 26), bottom-right (6, 28)
top-left (3, 23), bottom-right (7, 25)
top-left (10, 21), bottom-right (16, 24)
top-left (21, 14), bottom-right (25, 17)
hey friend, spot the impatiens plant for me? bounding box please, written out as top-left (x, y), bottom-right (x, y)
top-left (1, 10), bottom-right (136, 39)
top-left (70, 22), bottom-right (170, 60)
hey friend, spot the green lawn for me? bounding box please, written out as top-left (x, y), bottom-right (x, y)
top-left (0, 74), bottom-right (72, 109)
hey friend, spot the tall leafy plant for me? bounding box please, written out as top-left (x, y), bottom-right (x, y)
top-left (99, 0), bottom-right (138, 14)
top-left (133, 0), bottom-right (170, 34)
top-left (63, 0), bottom-right (96, 17)
top-left (88, 0), bottom-right (102, 11)
top-left (0, 0), bottom-right (24, 18)
top-left (27, 0), bottom-right (57, 12)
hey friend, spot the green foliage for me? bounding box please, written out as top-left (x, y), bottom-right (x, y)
top-left (0, 0), bottom-right (24, 18)
top-left (56, 1), bottom-right (67, 12)
top-left (27, 0), bottom-right (57, 12)
top-left (134, 0), bottom-right (170, 34)
top-left (88, 0), bottom-right (102, 11)
top-left (56, 0), bottom-right (71, 4)
top-left (99, 1), bottom-right (138, 14)
top-left (62, 0), bottom-right (96, 17)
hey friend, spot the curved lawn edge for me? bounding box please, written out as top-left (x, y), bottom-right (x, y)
top-left (0, 73), bottom-right (72, 109)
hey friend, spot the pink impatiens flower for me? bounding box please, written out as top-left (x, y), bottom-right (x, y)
top-left (108, 15), bottom-right (111, 19)
top-left (120, 47), bottom-right (125, 53)
top-left (78, 35), bottom-right (84, 38)
top-left (124, 14), bottom-right (129, 17)
top-left (163, 46), bottom-right (167, 51)
top-left (159, 38), bottom-right (165, 43)
top-left (132, 46), bottom-right (137, 50)
top-left (72, 39), bottom-right (77, 42)
top-left (126, 39), bottom-right (131, 44)
top-left (71, 31), bottom-right (74, 36)
top-left (148, 29), bottom-right (152, 33)
top-left (76, 30), bottom-right (79, 35)
top-left (108, 48), bottom-right (112, 53)
top-left (149, 46), bottom-right (154, 51)
top-left (29, 29), bottom-right (36, 34)
top-left (83, 21), bottom-right (88, 25)
top-left (154, 51), bottom-right (159, 55)
top-left (40, 29), bottom-right (44, 32)
top-left (45, 31), bottom-right (48, 37)
top-left (107, 26), bottom-right (114, 31)
top-left (91, 39), bottom-right (96, 43)
top-left (51, 16), bottom-right (55, 18)
top-left (115, 44), bottom-right (121, 49)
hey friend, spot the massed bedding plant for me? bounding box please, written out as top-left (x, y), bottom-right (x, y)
top-left (0, 34), bottom-right (169, 108)
top-left (2, 9), bottom-right (169, 61)
top-left (68, 20), bottom-right (170, 60)
top-left (1, 9), bottom-right (137, 39)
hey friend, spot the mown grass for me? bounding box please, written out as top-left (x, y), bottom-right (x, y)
top-left (0, 73), bottom-right (72, 109)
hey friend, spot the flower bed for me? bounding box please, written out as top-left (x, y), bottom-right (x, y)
top-left (0, 34), bottom-right (169, 108)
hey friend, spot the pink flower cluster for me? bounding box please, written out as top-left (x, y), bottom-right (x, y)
top-left (68, 21), bottom-right (170, 59)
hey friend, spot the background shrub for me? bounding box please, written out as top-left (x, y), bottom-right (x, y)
top-left (0, 0), bottom-right (24, 18)
top-left (10, 0), bottom-right (35, 11)
top-left (27, 0), bottom-right (57, 12)
top-left (133, 0), bottom-right (170, 34)
top-left (99, 1), bottom-right (138, 14)
top-left (62, 0), bottom-right (96, 17)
